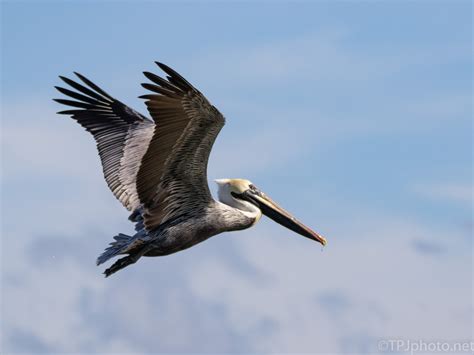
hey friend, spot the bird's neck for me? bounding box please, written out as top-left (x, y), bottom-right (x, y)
top-left (214, 200), bottom-right (262, 230)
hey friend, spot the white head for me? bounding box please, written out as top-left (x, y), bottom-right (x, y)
top-left (214, 178), bottom-right (327, 246)
top-left (215, 178), bottom-right (261, 216)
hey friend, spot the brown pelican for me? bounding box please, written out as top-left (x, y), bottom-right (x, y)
top-left (54, 62), bottom-right (327, 277)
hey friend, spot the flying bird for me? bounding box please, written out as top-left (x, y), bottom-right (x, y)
top-left (54, 62), bottom-right (327, 277)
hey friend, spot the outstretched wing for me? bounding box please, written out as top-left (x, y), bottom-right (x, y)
top-left (54, 73), bottom-right (155, 211)
top-left (137, 62), bottom-right (225, 230)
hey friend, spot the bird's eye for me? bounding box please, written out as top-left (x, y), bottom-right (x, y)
top-left (249, 184), bottom-right (257, 191)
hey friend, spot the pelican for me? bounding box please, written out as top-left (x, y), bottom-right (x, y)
top-left (54, 62), bottom-right (327, 277)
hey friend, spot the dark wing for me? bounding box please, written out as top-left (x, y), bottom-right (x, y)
top-left (54, 73), bottom-right (155, 211)
top-left (137, 62), bottom-right (225, 230)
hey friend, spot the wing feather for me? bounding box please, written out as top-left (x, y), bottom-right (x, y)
top-left (137, 62), bottom-right (225, 230)
top-left (54, 73), bottom-right (154, 211)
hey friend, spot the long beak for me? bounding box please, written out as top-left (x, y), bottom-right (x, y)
top-left (241, 189), bottom-right (327, 246)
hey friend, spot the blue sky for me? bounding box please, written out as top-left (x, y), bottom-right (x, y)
top-left (1, 1), bottom-right (472, 353)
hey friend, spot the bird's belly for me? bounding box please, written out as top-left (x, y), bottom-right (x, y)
top-left (143, 220), bottom-right (221, 257)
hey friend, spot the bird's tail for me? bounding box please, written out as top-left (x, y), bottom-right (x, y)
top-left (96, 233), bottom-right (133, 266)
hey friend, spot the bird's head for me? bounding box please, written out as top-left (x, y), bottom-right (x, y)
top-left (215, 178), bottom-right (327, 246)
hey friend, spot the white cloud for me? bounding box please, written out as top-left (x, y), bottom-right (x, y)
top-left (2, 99), bottom-right (102, 179)
top-left (1, 208), bottom-right (471, 353)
